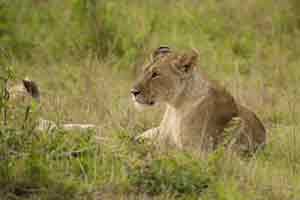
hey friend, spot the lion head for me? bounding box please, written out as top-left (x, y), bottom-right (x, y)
top-left (8, 78), bottom-right (40, 103)
top-left (131, 46), bottom-right (199, 109)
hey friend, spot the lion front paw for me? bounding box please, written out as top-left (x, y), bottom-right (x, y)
top-left (135, 127), bottom-right (160, 142)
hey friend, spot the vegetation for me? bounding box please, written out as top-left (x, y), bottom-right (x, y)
top-left (1, 0), bottom-right (300, 199)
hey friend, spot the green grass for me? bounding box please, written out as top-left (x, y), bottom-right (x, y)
top-left (1, 0), bottom-right (300, 199)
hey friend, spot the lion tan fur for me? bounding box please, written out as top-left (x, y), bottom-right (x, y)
top-left (131, 46), bottom-right (266, 153)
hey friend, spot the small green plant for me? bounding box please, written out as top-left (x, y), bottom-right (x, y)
top-left (0, 65), bottom-right (14, 125)
top-left (128, 153), bottom-right (210, 197)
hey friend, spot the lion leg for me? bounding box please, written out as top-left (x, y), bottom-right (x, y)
top-left (135, 127), bottom-right (160, 141)
top-left (233, 105), bottom-right (266, 153)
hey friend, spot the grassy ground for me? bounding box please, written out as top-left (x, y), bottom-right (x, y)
top-left (1, 0), bottom-right (300, 199)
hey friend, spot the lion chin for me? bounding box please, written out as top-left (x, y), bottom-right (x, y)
top-left (133, 101), bottom-right (148, 111)
top-left (132, 97), bottom-right (156, 111)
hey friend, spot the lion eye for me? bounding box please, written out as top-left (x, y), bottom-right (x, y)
top-left (151, 72), bottom-right (159, 79)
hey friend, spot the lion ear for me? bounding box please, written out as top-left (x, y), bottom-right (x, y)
top-left (150, 45), bottom-right (171, 61)
top-left (175, 49), bottom-right (199, 74)
top-left (22, 78), bottom-right (40, 102)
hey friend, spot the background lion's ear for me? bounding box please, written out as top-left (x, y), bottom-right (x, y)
top-left (175, 50), bottom-right (199, 74)
top-left (22, 78), bottom-right (40, 102)
top-left (150, 45), bottom-right (171, 61)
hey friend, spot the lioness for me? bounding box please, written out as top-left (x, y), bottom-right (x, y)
top-left (8, 79), bottom-right (96, 131)
top-left (131, 46), bottom-right (266, 153)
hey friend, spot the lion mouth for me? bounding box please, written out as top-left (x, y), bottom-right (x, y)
top-left (148, 101), bottom-right (155, 106)
top-left (132, 95), bottom-right (156, 106)
top-left (136, 99), bottom-right (155, 106)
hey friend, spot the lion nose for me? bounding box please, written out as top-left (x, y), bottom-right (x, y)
top-left (131, 88), bottom-right (141, 96)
